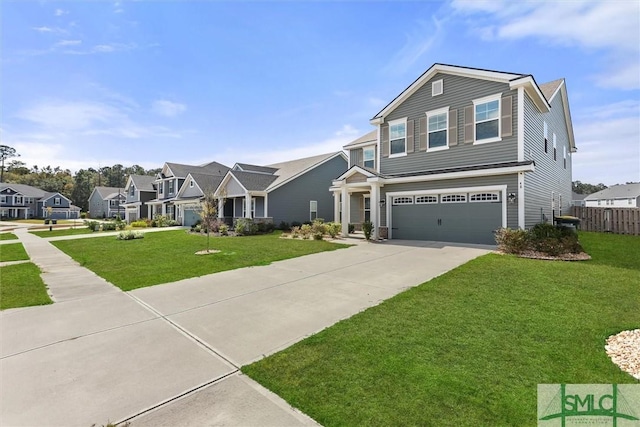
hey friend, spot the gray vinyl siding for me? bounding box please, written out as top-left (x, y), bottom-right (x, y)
top-left (381, 73), bottom-right (518, 174)
top-left (523, 91), bottom-right (573, 228)
top-left (181, 183), bottom-right (203, 198)
top-left (88, 192), bottom-right (108, 218)
top-left (255, 196), bottom-right (265, 217)
top-left (268, 155), bottom-right (347, 225)
top-left (226, 177), bottom-right (246, 196)
top-left (378, 174), bottom-right (518, 229)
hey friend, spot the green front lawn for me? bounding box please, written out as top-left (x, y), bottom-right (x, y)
top-left (0, 243), bottom-right (29, 262)
top-left (30, 227), bottom-right (95, 238)
top-left (242, 232), bottom-right (640, 426)
top-left (0, 233), bottom-right (18, 241)
top-left (0, 263), bottom-right (52, 310)
top-left (53, 231), bottom-right (349, 291)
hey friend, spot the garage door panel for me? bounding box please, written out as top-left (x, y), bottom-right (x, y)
top-left (392, 204), bottom-right (439, 241)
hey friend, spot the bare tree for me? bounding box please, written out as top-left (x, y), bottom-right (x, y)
top-left (198, 188), bottom-right (225, 253)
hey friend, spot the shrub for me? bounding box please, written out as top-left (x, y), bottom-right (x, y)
top-left (326, 222), bottom-right (341, 238)
top-left (291, 226), bottom-right (301, 238)
top-left (362, 220), bottom-right (374, 241)
top-left (80, 212), bottom-right (87, 219)
top-left (494, 228), bottom-right (529, 254)
top-left (257, 222), bottom-right (275, 234)
top-left (219, 223), bottom-right (229, 236)
top-left (291, 221), bottom-right (302, 229)
top-left (85, 220), bottom-right (100, 232)
top-left (102, 222), bottom-right (117, 231)
top-left (348, 223), bottom-right (355, 234)
top-left (130, 220), bottom-right (148, 228)
top-left (278, 221), bottom-right (290, 231)
top-left (235, 218), bottom-right (258, 236)
top-left (311, 219), bottom-right (326, 240)
top-left (116, 230), bottom-right (144, 240)
top-left (153, 215), bottom-right (170, 228)
top-left (300, 224), bottom-right (312, 239)
top-left (116, 220), bottom-right (126, 231)
top-left (167, 219), bottom-right (180, 227)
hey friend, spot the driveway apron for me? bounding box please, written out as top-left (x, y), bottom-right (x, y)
top-left (1, 232), bottom-right (491, 426)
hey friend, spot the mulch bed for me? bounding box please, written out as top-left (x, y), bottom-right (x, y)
top-left (512, 250), bottom-right (591, 261)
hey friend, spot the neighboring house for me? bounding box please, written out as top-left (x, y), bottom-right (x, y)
top-left (88, 186), bottom-right (126, 219)
top-left (173, 172), bottom-right (227, 226)
top-left (121, 175), bottom-right (157, 222)
top-left (0, 183), bottom-right (81, 219)
top-left (214, 152), bottom-right (348, 226)
top-left (584, 183), bottom-right (640, 208)
top-left (331, 63), bottom-right (576, 244)
top-left (572, 192), bottom-right (587, 207)
top-left (146, 161), bottom-right (230, 221)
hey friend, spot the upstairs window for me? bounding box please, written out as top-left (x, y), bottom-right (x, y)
top-left (14, 196), bottom-right (23, 204)
top-left (474, 95), bottom-right (500, 143)
top-left (389, 119), bottom-right (406, 156)
top-left (544, 121), bottom-right (548, 153)
top-left (432, 79), bottom-right (443, 96)
top-left (363, 147), bottom-right (375, 169)
top-left (0, 196), bottom-right (5, 203)
top-left (563, 145), bottom-right (567, 169)
top-left (427, 107), bottom-right (449, 151)
top-left (54, 197), bottom-right (61, 205)
top-left (130, 185), bottom-right (135, 196)
top-left (189, 180), bottom-right (194, 188)
top-left (168, 180), bottom-right (175, 194)
top-left (159, 183), bottom-right (163, 195)
top-left (553, 133), bottom-right (557, 161)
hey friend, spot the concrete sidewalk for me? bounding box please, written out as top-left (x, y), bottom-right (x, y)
top-left (1, 236), bottom-right (492, 426)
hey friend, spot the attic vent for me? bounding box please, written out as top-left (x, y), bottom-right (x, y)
top-left (432, 79), bottom-right (443, 96)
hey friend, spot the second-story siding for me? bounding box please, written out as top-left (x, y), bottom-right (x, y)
top-left (523, 89), bottom-right (573, 227)
top-left (381, 73), bottom-right (518, 175)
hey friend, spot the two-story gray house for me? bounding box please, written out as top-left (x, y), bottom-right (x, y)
top-left (146, 161), bottom-right (229, 221)
top-left (121, 175), bottom-right (157, 222)
top-left (173, 172), bottom-right (228, 226)
top-left (88, 186), bottom-right (126, 219)
top-left (215, 152), bottom-right (348, 226)
top-left (1, 183), bottom-right (81, 219)
top-left (331, 63), bottom-right (576, 244)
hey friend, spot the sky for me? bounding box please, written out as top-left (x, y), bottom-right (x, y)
top-left (1, 0), bottom-right (639, 186)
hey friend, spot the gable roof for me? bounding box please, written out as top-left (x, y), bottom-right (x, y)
top-left (188, 172), bottom-right (226, 193)
top-left (92, 186), bottom-right (125, 200)
top-left (539, 78), bottom-right (564, 102)
top-left (128, 175), bottom-right (156, 192)
top-left (343, 130), bottom-right (377, 149)
top-left (0, 183), bottom-right (47, 198)
top-left (230, 170), bottom-right (278, 191)
top-left (584, 183), bottom-right (640, 200)
top-left (265, 152), bottom-right (347, 191)
top-left (233, 163), bottom-right (279, 174)
top-left (163, 161), bottom-right (230, 179)
top-left (371, 63), bottom-right (532, 122)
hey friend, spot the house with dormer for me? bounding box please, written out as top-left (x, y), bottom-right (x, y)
top-left (331, 63), bottom-right (575, 244)
top-left (214, 152), bottom-right (347, 226)
top-left (88, 186), bottom-right (126, 219)
top-left (146, 161), bottom-right (229, 221)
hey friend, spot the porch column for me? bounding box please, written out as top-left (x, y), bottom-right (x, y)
top-left (264, 195), bottom-right (268, 219)
top-left (333, 191), bottom-right (340, 223)
top-left (341, 186), bottom-right (350, 237)
top-left (244, 193), bottom-right (252, 218)
top-left (370, 182), bottom-right (379, 240)
top-left (161, 203), bottom-right (166, 216)
top-left (217, 198), bottom-right (224, 219)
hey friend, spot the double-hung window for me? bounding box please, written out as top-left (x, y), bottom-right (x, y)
top-left (389, 119), bottom-right (406, 156)
top-left (473, 95), bottom-right (500, 143)
top-left (426, 107), bottom-right (449, 151)
top-left (130, 185), bottom-right (135, 196)
top-left (54, 197), bottom-right (61, 206)
top-left (168, 180), bottom-right (174, 195)
top-left (553, 134), bottom-right (557, 161)
top-left (363, 147), bottom-right (375, 169)
top-left (310, 200), bottom-right (317, 221)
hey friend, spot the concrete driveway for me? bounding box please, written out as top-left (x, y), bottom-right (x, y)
top-left (0, 238), bottom-right (491, 426)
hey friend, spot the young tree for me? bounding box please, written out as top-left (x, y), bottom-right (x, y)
top-left (199, 190), bottom-right (219, 253)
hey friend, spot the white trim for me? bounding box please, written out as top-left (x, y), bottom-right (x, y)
top-left (310, 200), bottom-right (318, 221)
top-left (334, 165), bottom-right (378, 182)
top-left (380, 163), bottom-right (534, 185)
top-left (517, 87), bottom-right (524, 162)
top-left (509, 76), bottom-right (550, 112)
top-left (376, 125), bottom-right (381, 173)
top-left (363, 145), bottom-right (376, 169)
top-left (385, 185), bottom-right (508, 239)
top-left (215, 171), bottom-right (248, 197)
top-left (473, 93), bottom-right (502, 145)
top-left (344, 139), bottom-right (378, 150)
top-left (388, 117), bottom-right (407, 157)
top-left (425, 106), bottom-right (450, 152)
top-left (518, 172), bottom-right (525, 229)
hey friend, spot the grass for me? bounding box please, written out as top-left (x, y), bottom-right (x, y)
top-left (242, 232), bottom-right (640, 426)
top-left (53, 230), bottom-right (349, 291)
top-left (0, 233), bottom-right (18, 240)
top-left (0, 243), bottom-right (29, 262)
top-left (30, 227), bottom-right (95, 237)
top-left (0, 263), bottom-right (52, 310)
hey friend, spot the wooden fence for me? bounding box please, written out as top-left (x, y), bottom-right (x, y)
top-left (571, 206), bottom-right (640, 235)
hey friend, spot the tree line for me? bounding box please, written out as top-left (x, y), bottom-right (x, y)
top-left (2, 158), bottom-right (159, 212)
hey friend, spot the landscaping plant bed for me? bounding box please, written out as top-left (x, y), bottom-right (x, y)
top-left (504, 250), bottom-right (591, 261)
top-left (606, 329), bottom-right (640, 380)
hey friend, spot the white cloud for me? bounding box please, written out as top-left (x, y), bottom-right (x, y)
top-left (151, 100), bottom-right (187, 117)
top-left (572, 101), bottom-right (640, 185)
top-left (383, 17), bottom-right (444, 75)
top-left (55, 40), bottom-right (82, 47)
top-left (451, 0), bottom-right (640, 90)
top-left (54, 9), bottom-right (68, 17)
top-left (32, 26), bottom-right (68, 35)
